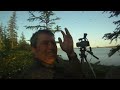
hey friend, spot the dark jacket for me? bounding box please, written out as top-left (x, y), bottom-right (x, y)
top-left (19, 54), bottom-right (85, 79)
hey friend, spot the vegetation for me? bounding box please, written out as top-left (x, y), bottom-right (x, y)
top-left (0, 49), bottom-right (33, 79)
top-left (103, 11), bottom-right (120, 57)
top-left (25, 11), bottom-right (61, 33)
top-left (0, 11), bottom-right (33, 79)
top-left (0, 11), bottom-right (120, 79)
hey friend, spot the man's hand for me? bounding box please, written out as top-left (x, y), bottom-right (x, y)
top-left (58, 28), bottom-right (74, 56)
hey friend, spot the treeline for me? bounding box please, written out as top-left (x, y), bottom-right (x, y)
top-left (0, 11), bottom-right (32, 79)
top-left (0, 11), bottom-right (30, 52)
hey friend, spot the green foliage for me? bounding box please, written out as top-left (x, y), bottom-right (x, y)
top-left (108, 45), bottom-right (120, 57)
top-left (18, 32), bottom-right (31, 51)
top-left (0, 49), bottom-right (33, 79)
top-left (102, 31), bottom-right (120, 43)
top-left (17, 43), bottom-right (31, 51)
top-left (103, 11), bottom-right (120, 57)
top-left (0, 23), bottom-right (3, 50)
top-left (0, 23), bottom-right (11, 51)
top-left (7, 11), bottom-right (18, 49)
top-left (103, 11), bottom-right (120, 42)
top-left (0, 12), bottom-right (33, 79)
top-left (107, 11), bottom-right (120, 18)
top-left (25, 11), bottom-right (60, 31)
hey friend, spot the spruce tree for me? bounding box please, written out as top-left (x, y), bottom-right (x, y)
top-left (0, 23), bottom-right (3, 50)
top-left (103, 11), bottom-right (120, 57)
top-left (25, 11), bottom-right (61, 33)
top-left (7, 11), bottom-right (18, 49)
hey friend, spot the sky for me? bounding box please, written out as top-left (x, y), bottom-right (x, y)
top-left (0, 11), bottom-right (120, 48)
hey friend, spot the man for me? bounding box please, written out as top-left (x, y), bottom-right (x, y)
top-left (22, 28), bottom-right (83, 79)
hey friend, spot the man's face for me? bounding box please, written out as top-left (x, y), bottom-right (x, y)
top-left (32, 33), bottom-right (57, 64)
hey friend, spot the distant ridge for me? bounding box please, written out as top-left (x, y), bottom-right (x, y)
top-left (94, 46), bottom-right (116, 48)
top-left (57, 46), bottom-right (117, 49)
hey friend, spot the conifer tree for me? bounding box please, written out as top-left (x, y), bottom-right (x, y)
top-left (7, 11), bottom-right (18, 49)
top-left (0, 23), bottom-right (3, 50)
top-left (25, 11), bottom-right (61, 33)
top-left (103, 11), bottom-right (120, 57)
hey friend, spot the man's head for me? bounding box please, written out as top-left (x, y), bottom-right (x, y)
top-left (30, 30), bottom-right (57, 65)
